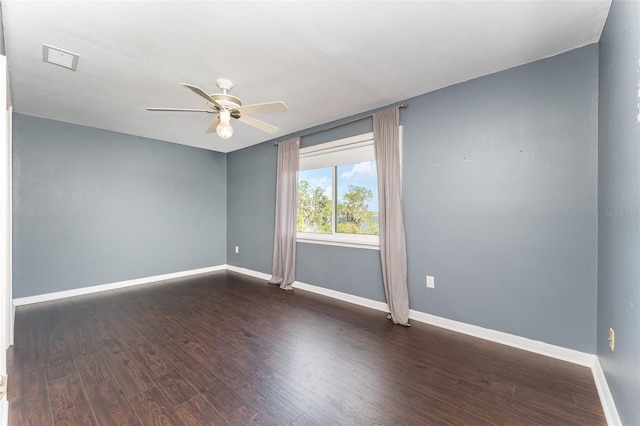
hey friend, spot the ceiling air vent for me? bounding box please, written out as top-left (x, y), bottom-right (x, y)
top-left (42, 44), bottom-right (79, 71)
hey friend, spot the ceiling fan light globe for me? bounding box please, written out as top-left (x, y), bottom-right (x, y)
top-left (216, 121), bottom-right (233, 139)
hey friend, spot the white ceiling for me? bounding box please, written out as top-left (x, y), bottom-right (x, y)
top-left (2, 0), bottom-right (611, 153)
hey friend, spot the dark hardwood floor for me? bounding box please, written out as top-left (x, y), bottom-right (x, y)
top-left (8, 271), bottom-right (605, 425)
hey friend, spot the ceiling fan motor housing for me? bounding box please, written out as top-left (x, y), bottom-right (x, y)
top-left (208, 93), bottom-right (241, 110)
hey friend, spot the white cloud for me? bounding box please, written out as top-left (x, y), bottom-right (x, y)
top-left (340, 161), bottom-right (376, 180)
top-left (308, 176), bottom-right (330, 189)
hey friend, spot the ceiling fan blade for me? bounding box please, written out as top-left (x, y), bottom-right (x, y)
top-left (146, 107), bottom-right (213, 113)
top-left (180, 83), bottom-right (224, 110)
top-left (236, 115), bottom-right (279, 134)
top-left (234, 101), bottom-right (288, 115)
top-left (206, 117), bottom-right (221, 134)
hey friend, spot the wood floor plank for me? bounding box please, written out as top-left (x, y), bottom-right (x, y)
top-left (201, 379), bottom-right (246, 418)
top-left (177, 316), bottom-right (243, 356)
top-left (456, 378), bottom-right (585, 425)
top-left (48, 372), bottom-right (97, 426)
top-left (63, 325), bottom-right (101, 358)
top-left (98, 338), bottom-right (154, 399)
top-left (84, 379), bottom-right (141, 426)
top-left (8, 270), bottom-right (606, 425)
top-left (186, 345), bottom-right (251, 392)
top-left (275, 350), bottom-right (525, 426)
top-left (223, 403), bottom-right (301, 426)
top-left (43, 326), bottom-right (76, 382)
top-left (186, 345), bottom-right (303, 424)
top-left (265, 367), bottom-right (402, 425)
top-left (514, 383), bottom-right (606, 425)
top-left (9, 392), bottom-right (54, 426)
top-left (74, 352), bottom-right (115, 389)
top-left (290, 414), bottom-right (320, 426)
top-left (125, 338), bottom-right (199, 407)
top-left (118, 309), bottom-right (173, 345)
top-left (573, 392), bottom-right (606, 417)
top-left (143, 312), bottom-right (204, 351)
top-left (6, 362), bottom-right (47, 403)
top-left (155, 340), bottom-right (220, 392)
top-left (128, 387), bottom-right (186, 426)
top-left (9, 323), bottom-right (45, 371)
top-left (174, 395), bottom-right (230, 426)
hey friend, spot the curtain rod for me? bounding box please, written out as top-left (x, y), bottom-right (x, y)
top-left (274, 102), bottom-right (408, 146)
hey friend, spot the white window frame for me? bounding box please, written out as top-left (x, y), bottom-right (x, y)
top-left (297, 132), bottom-right (380, 250)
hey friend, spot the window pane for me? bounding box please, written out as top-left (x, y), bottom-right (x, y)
top-left (297, 168), bottom-right (333, 234)
top-left (336, 161), bottom-right (379, 235)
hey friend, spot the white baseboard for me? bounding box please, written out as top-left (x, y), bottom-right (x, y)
top-left (408, 310), bottom-right (597, 368)
top-left (13, 265), bottom-right (227, 306)
top-left (592, 358), bottom-right (622, 426)
top-left (226, 264), bottom-right (391, 312)
top-left (293, 281), bottom-right (391, 312)
top-left (226, 266), bottom-right (391, 313)
top-left (226, 265), bottom-right (272, 281)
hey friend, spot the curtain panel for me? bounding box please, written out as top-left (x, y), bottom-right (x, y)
top-left (269, 137), bottom-right (300, 290)
top-left (374, 107), bottom-right (410, 326)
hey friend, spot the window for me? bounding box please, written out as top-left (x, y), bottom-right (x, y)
top-left (297, 133), bottom-right (380, 249)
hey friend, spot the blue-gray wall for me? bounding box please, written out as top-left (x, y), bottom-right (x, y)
top-left (597, 0), bottom-right (640, 424)
top-left (404, 45), bottom-right (598, 353)
top-left (226, 139), bottom-right (276, 274)
top-left (228, 44), bottom-right (599, 353)
top-left (13, 114), bottom-right (227, 298)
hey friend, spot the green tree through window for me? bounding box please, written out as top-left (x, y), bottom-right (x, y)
top-left (297, 163), bottom-right (379, 236)
top-left (337, 185), bottom-right (379, 235)
top-left (297, 179), bottom-right (332, 233)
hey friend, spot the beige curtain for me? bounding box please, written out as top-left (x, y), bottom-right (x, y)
top-left (268, 137), bottom-right (300, 290)
top-left (374, 107), bottom-right (410, 326)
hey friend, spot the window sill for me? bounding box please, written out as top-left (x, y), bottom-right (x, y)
top-left (296, 234), bottom-right (380, 250)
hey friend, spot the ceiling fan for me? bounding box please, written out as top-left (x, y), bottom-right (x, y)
top-left (146, 78), bottom-right (288, 139)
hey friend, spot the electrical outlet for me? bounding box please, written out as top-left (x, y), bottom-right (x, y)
top-left (235, 246), bottom-right (239, 254)
top-left (609, 328), bottom-right (615, 352)
top-left (426, 275), bottom-right (435, 288)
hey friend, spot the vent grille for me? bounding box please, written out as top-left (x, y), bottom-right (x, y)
top-left (42, 44), bottom-right (79, 71)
